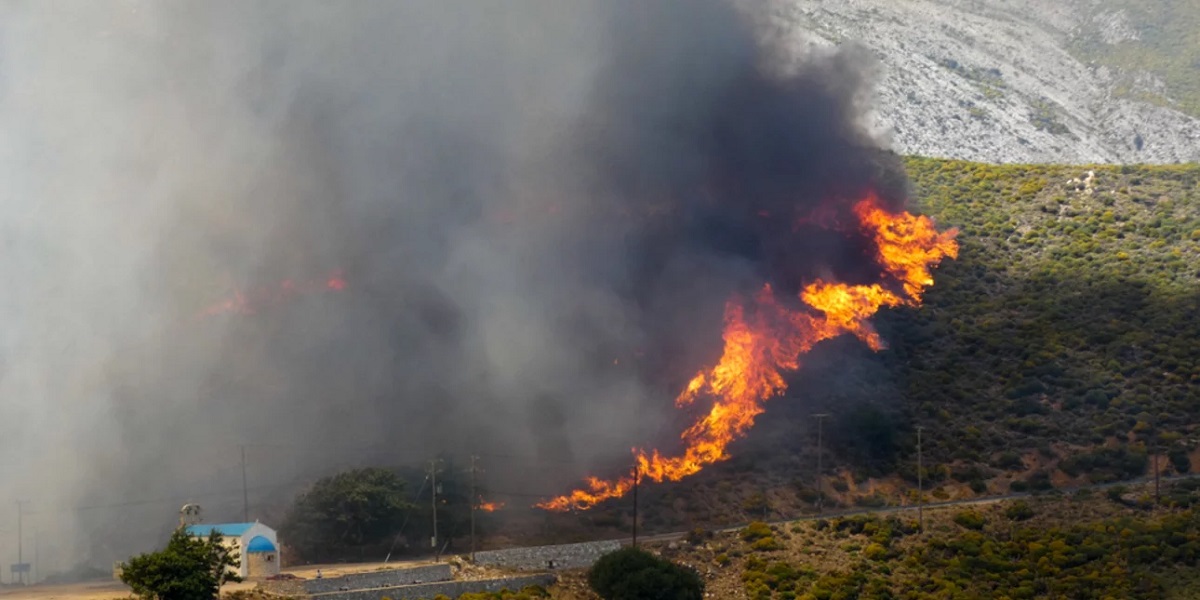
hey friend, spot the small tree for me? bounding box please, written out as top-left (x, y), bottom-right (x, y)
top-left (281, 467), bottom-right (414, 561)
top-left (1004, 500), bottom-right (1035, 521)
top-left (588, 546), bottom-right (703, 600)
top-left (120, 528), bottom-right (241, 600)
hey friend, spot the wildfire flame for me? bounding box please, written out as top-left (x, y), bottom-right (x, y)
top-left (478, 500), bottom-right (505, 513)
top-left (536, 194), bottom-right (957, 511)
top-left (197, 270), bottom-right (347, 318)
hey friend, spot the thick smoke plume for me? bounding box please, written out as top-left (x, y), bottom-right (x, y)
top-left (0, 0), bottom-right (899, 571)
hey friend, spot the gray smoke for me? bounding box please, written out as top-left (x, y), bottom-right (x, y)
top-left (0, 0), bottom-right (892, 572)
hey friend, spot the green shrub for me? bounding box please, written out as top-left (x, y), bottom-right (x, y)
top-left (1169, 447), bottom-right (1191, 473)
top-left (685, 528), bottom-right (711, 546)
top-left (953, 510), bottom-right (986, 530)
top-left (588, 547), bottom-right (703, 600)
top-left (741, 521), bottom-right (774, 542)
top-left (864, 542), bottom-right (888, 561)
top-left (1004, 500), bottom-right (1035, 521)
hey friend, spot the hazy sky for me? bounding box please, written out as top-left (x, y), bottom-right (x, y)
top-left (0, 0), bottom-right (894, 571)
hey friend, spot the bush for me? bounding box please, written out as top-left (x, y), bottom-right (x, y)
top-left (685, 528), bottom-right (711, 546)
top-left (588, 547), bottom-right (703, 600)
top-left (953, 510), bottom-right (986, 530)
top-left (741, 521), bottom-right (774, 542)
top-left (1169, 447), bottom-right (1191, 473)
top-left (1004, 500), bottom-right (1035, 521)
top-left (281, 467), bottom-right (413, 561)
top-left (119, 529), bottom-right (241, 600)
top-left (1060, 447), bottom-right (1148, 483)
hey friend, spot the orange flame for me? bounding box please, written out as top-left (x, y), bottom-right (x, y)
top-left (197, 270), bottom-right (347, 318)
top-left (478, 500), bottom-right (505, 513)
top-left (536, 194), bottom-right (957, 511)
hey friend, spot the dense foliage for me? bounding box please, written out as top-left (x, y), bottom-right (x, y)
top-left (119, 528), bottom-right (241, 600)
top-left (893, 159), bottom-right (1200, 480)
top-left (280, 467), bottom-right (413, 561)
top-left (739, 493), bottom-right (1200, 599)
top-left (588, 546), bottom-right (704, 600)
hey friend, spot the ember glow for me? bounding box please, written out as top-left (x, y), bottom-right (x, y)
top-left (197, 270), bottom-right (347, 318)
top-left (536, 193), bottom-right (957, 511)
top-left (478, 500), bottom-right (505, 513)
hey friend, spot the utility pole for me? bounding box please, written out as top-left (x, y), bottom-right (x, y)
top-left (631, 458), bottom-right (640, 548)
top-left (240, 445), bottom-right (250, 522)
top-left (1153, 450), bottom-right (1161, 506)
top-left (813, 414), bottom-right (830, 515)
top-left (916, 426), bottom-right (925, 532)
top-left (16, 501), bottom-right (23, 585)
top-left (468, 455), bottom-right (478, 561)
top-left (429, 459), bottom-right (441, 561)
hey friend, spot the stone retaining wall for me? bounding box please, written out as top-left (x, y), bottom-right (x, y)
top-left (310, 574), bottom-right (556, 600)
top-left (473, 540), bottom-right (621, 571)
top-left (303, 563), bottom-right (453, 594)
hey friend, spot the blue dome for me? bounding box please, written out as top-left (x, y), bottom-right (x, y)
top-left (246, 536), bottom-right (276, 553)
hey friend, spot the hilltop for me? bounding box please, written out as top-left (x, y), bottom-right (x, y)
top-left (765, 0), bottom-right (1200, 164)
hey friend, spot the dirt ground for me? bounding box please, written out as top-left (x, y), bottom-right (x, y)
top-left (0, 559), bottom-right (436, 600)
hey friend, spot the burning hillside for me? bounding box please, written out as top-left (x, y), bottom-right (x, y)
top-left (538, 195), bottom-right (957, 511)
top-left (3, 0), bottom-right (968, 567)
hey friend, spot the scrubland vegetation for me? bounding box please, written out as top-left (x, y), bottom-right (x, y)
top-left (637, 482), bottom-right (1200, 600)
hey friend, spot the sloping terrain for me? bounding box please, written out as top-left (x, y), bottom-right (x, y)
top-left (897, 158), bottom-right (1200, 482)
top-left (549, 482), bottom-right (1200, 600)
top-left (524, 157), bottom-right (1200, 541)
top-left (765, 0), bottom-right (1200, 163)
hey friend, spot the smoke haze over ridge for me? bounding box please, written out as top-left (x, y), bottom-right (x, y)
top-left (0, 0), bottom-right (900, 569)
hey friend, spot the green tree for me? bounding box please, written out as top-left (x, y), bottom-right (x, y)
top-left (588, 547), bottom-right (703, 600)
top-left (1004, 500), bottom-right (1035, 521)
top-left (281, 467), bottom-right (414, 561)
top-left (119, 528), bottom-right (241, 600)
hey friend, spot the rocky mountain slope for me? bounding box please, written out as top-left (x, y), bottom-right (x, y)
top-left (767, 0), bottom-right (1200, 164)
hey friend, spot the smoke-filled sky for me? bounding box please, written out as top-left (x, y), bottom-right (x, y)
top-left (0, 0), bottom-right (901, 570)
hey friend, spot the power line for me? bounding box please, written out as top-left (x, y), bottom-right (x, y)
top-left (916, 425), bottom-right (925, 532)
top-left (21, 477), bottom-right (313, 516)
top-left (812, 413), bottom-right (830, 515)
top-left (632, 457), bottom-right (640, 548)
top-left (383, 473), bottom-right (429, 564)
top-left (429, 458), bottom-right (442, 561)
top-left (241, 445), bottom-right (250, 522)
top-left (471, 457), bottom-right (480, 559)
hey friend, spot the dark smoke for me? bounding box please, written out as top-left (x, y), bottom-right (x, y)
top-left (0, 0), bottom-right (898, 570)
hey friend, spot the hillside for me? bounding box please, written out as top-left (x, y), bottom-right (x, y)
top-left (765, 0), bottom-right (1200, 164)
top-left (549, 481), bottom-right (1200, 600)
top-left (225, 158), bottom-right (1199, 561)
top-left (520, 157), bottom-right (1200, 544)
top-left (896, 158), bottom-right (1200, 480)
